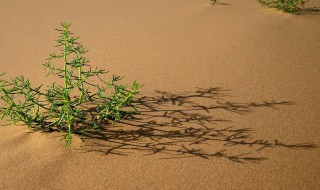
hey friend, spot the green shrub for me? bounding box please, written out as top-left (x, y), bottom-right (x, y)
top-left (0, 22), bottom-right (141, 146)
top-left (258, 0), bottom-right (309, 13)
top-left (210, 0), bottom-right (220, 5)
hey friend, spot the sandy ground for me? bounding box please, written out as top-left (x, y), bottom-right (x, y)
top-left (1, 0), bottom-right (320, 189)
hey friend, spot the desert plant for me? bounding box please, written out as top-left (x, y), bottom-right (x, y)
top-left (210, 0), bottom-right (220, 4)
top-left (258, 0), bottom-right (309, 13)
top-left (0, 22), bottom-right (141, 146)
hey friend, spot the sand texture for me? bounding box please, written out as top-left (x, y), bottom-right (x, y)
top-left (1, 0), bottom-right (320, 189)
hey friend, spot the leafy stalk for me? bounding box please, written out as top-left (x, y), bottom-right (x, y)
top-left (0, 22), bottom-right (142, 146)
top-left (258, 0), bottom-right (309, 13)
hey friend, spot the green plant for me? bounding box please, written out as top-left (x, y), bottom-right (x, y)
top-left (258, 0), bottom-right (309, 13)
top-left (0, 22), bottom-right (141, 146)
top-left (210, 0), bottom-right (220, 4)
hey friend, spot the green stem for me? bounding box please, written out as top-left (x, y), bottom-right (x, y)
top-left (63, 31), bottom-right (68, 91)
top-left (116, 91), bottom-right (133, 110)
top-left (1, 89), bottom-right (27, 123)
top-left (78, 60), bottom-right (84, 102)
top-left (63, 27), bottom-right (72, 143)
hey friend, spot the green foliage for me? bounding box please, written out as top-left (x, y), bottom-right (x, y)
top-left (210, 0), bottom-right (220, 4)
top-left (0, 22), bottom-right (141, 146)
top-left (258, 0), bottom-right (309, 13)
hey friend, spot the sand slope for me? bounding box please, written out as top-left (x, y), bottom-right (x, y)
top-left (1, 0), bottom-right (320, 189)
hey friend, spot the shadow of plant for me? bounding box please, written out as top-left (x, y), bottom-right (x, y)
top-left (75, 87), bottom-right (317, 163)
top-left (297, 7), bottom-right (320, 15)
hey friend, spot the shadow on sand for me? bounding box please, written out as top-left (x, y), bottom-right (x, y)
top-left (74, 87), bottom-right (316, 163)
top-left (297, 7), bottom-right (320, 15)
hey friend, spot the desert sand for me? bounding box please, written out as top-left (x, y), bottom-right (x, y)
top-left (1, 0), bottom-right (320, 189)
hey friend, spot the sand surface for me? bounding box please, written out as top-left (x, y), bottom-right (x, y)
top-left (1, 0), bottom-right (320, 189)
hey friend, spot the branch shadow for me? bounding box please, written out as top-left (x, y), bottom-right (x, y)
top-left (75, 87), bottom-right (317, 163)
top-left (297, 7), bottom-right (320, 15)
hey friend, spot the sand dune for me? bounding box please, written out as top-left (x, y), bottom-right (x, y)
top-left (1, 0), bottom-right (320, 189)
